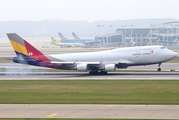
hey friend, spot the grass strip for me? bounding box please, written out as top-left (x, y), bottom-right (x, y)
top-left (0, 80), bottom-right (179, 104)
top-left (0, 118), bottom-right (173, 120)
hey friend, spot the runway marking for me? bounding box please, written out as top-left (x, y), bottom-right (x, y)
top-left (70, 77), bottom-right (74, 79)
top-left (108, 77), bottom-right (112, 79)
top-left (47, 113), bottom-right (59, 117)
top-left (32, 78), bottom-right (36, 80)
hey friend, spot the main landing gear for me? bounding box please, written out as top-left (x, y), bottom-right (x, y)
top-left (157, 63), bottom-right (161, 71)
top-left (89, 71), bottom-right (107, 75)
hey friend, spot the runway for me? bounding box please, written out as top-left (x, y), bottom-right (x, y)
top-left (1, 63), bottom-right (179, 71)
top-left (0, 72), bottom-right (179, 80)
top-left (0, 104), bottom-right (179, 119)
top-left (0, 63), bottom-right (179, 80)
top-left (1, 63), bottom-right (179, 119)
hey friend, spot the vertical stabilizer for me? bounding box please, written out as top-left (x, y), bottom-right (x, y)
top-left (7, 33), bottom-right (49, 62)
top-left (58, 32), bottom-right (66, 41)
top-left (51, 37), bottom-right (61, 46)
top-left (72, 32), bottom-right (80, 39)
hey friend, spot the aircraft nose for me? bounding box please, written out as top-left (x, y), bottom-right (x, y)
top-left (170, 51), bottom-right (177, 59)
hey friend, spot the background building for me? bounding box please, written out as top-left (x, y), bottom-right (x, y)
top-left (95, 20), bottom-right (179, 47)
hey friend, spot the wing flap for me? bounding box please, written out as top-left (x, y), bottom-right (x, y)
top-left (50, 61), bottom-right (75, 64)
top-left (49, 61), bottom-right (101, 65)
top-left (45, 60), bottom-right (133, 65)
top-left (77, 62), bottom-right (100, 64)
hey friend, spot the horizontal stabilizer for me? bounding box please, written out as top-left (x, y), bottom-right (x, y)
top-left (13, 58), bottom-right (36, 62)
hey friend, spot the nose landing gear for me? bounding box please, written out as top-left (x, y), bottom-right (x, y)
top-left (157, 63), bottom-right (161, 71)
top-left (157, 68), bottom-right (161, 71)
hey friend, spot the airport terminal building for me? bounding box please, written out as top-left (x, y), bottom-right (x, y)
top-left (95, 21), bottom-right (179, 47)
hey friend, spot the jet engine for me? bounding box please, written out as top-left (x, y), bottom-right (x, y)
top-left (105, 64), bottom-right (116, 71)
top-left (77, 64), bottom-right (89, 71)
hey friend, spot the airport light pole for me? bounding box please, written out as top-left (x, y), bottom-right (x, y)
top-left (96, 25), bottom-right (101, 39)
top-left (130, 25), bottom-right (133, 46)
top-left (150, 25), bottom-right (153, 45)
top-left (167, 25), bottom-right (168, 47)
top-left (109, 25), bottom-right (113, 33)
top-left (102, 25), bottom-right (105, 47)
top-left (175, 25), bottom-right (177, 40)
top-left (109, 25), bottom-right (113, 45)
top-left (176, 25), bottom-right (179, 40)
top-left (96, 25), bottom-right (105, 47)
top-left (171, 25), bottom-right (173, 43)
top-left (124, 25), bottom-right (127, 47)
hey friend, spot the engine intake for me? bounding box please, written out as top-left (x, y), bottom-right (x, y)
top-left (77, 64), bottom-right (89, 71)
top-left (105, 64), bottom-right (116, 71)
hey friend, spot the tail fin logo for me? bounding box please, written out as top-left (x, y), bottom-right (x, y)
top-left (58, 32), bottom-right (66, 40)
top-left (72, 32), bottom-right (80, 39)
top-left (150, 50), bottom-right (154, 53)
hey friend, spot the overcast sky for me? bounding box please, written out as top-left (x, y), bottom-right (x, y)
top-left (0, 0), bottom-right (178, 22)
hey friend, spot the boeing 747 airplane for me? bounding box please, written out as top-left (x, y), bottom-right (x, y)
top-left (7, 33), bottom-right (177, 75)
top-left (59, 32), bottom-right (94, 43)
top-left (72, 32), bottom-right (94, 42)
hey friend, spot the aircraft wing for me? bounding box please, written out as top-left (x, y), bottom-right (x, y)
top-left (50, 61), bottom-right (75, 64)
top-left (48, 60), bottom-right (133, 65)
top-left (49, 61), bottom-right (101, 65)
top-left (46, 61), bottom-right (101, 70)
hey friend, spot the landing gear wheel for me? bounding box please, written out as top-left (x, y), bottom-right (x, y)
top-left (99, 71), bottom-right (107, 75)
top-left (157, 63), bottom-right (162, 72)
top-left (103, 71), bottom-right (107, 75)
top-left (89, 71), bottom-right (92, 75)
top-left (89, 71), bottom-right (98, 75)
top-left (89, 71), bottom-right (108, 75)
top-left (98, 72), bottom-right (103, 75)
top-left (157, 68), bottom-right (161, 71)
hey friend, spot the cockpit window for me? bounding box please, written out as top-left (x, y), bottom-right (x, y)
top-left (161, 47), bottom-right (166, 49)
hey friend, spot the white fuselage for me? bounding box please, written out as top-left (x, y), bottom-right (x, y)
top-left (51, 45), bottom-right (177, 67)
